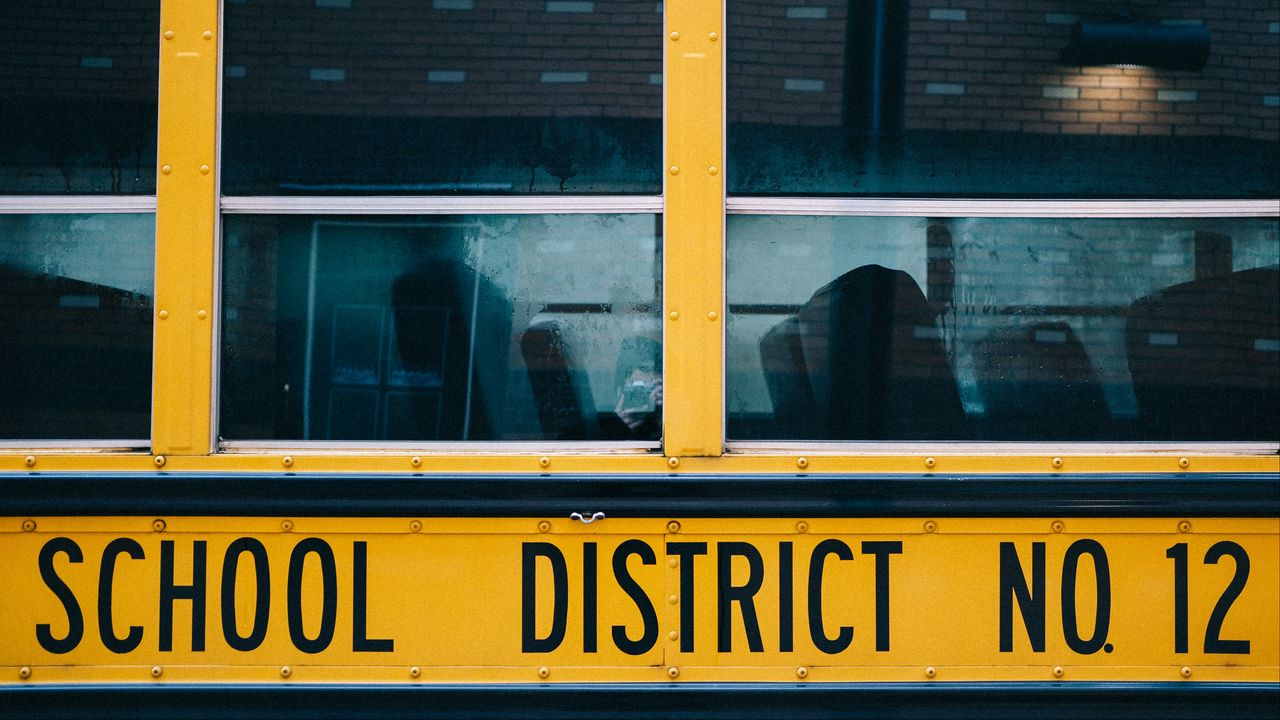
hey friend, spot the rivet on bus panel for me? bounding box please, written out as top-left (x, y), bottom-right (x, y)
top-left (160, 165), bottom-right (172, 174)
top-left (1051, 457), bottom-right (1063, 469)
top-left (24, 455), bottom-right (36, 467)
top-left (924, 456), bottom-right (936, 468)
top-left (539, 456), bottom-right (551, 468)
top-left (669, 165), bottom-right (680, 175)
top-left (1052, 666), bottom-right (1064, 678)
top-left (667, 457), bottom-right (680, 468)
top-left (282, 455), bottom-right (293, 467)
top-left (668, 594), bottom-right (679, 605)
top-left (924, 521), bottom-right (937, 533)
top-left (925, 666), bottom-right (937, 679)
top-left (707, 310), bottom-right (718, 320)
top-left (668, 630), bottom-right (679, 641)
top-left (18, 667), bottom-right (31, 680)
top-left (796, 457), bottom-right (809, 469)
top-left (158, 309), bottom-right (169, 319)
top-left (200, 165), bottom-right (210, 175)
top-left (669, 31), bottom-right (679, 41)
top-left (203, 30), bottom-right (213, 40)
top-left (668, 311), bottom-right (679, 320)
top-left (153, 455), bottom-right (166, 467)
top-left (538, 520), bottom-right (552, 533)
top-left (708, 166), bottom-right (718, 176)
top-left (708, 32), bottom-right (719, 41)
top-left (410, 666), bottom-right (421, 679)
top-left (410, 456), bottom-right (422, 468)
top-left (150, 666), bottom-right (163, 678)
top-left (281, 520), bottom-right (294, 532)
top-left (667, 520), bottom-right (681, 533)
top-left (1181, 666), bottom-right (1192, 678)
top-left (668, 557), bottom-right (678, 567)
top-left (1178, 520), bottom-right (1192, 533)
top-left (796, 521), bottom-right (809, 533)
top-left (152, 519), bottom-right (166, 532)
top-left (1051, 521), bottom-right (1065, 533)
top-left (667, 666), bottom-right (680, 679)
top-left (537, 667), bottom-right (550, 679)
top-left (163, 30), bottom-right (174, 40)
top-left (409, 520), bottom-right (423, 533)
top-left (1178, 457), bottom-right (1190, 469)
top-left (796, 667), bottom-right (808, 679)
top-left (22, 519), bottom-right (36, 532)
top-left (197, 309), bottom-right (208, 319)
top-left (280, 666), bottom-right (292, 678)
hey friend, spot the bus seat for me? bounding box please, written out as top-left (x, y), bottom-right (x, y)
top-left (974, 320), bottom-right (1110, 440)
top-left (1124, 265), bottom-right (1279, 441)
top-left (520, 319), bottom-right (599, 441)
top-left (789, 264), bottom-right (967, 440)
top-left (758, 316), bottom-right (819, 438)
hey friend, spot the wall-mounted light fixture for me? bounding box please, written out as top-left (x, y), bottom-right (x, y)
top-left (1062, 21), bottom-right (1210, 71)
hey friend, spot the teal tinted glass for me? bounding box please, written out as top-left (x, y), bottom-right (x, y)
top-left (727, 215), bottom-right (1279, 441)
top-left (0, 214), bottom-right (155, 439)
top-left (220, 213), bottom-right (663, 442)
top-left (727, 1), bottom-right (1280, 197)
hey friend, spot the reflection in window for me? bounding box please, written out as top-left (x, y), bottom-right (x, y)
top-left (727, 215), bottom-right (1279, 441)
top-left (220, 214), bottom-right (663, 442)
top-left (222, 0), bottom-right (662, 194)
top-left (727, 1), bottom-right (1279, 196)
top-left (0, 214), bottom-right (154, 439)
top-left (0, 1), bottom-right (159, 194)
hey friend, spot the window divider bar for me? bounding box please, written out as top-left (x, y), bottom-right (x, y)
top-left (152, 0), bottom-right (220, 457)
top-left (0, 197), bottom-right (158, 213)
top-left (726, 197), bottom-right (1279, 217)
top-left (663, 0), bottom-right (726, 458)
top-left (220, 196), bottom-right (664, 214)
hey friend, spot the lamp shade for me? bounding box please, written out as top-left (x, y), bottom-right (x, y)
top-left (1062, 21), bottom-right (1210, 71)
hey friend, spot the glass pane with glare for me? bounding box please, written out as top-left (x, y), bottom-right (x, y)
top-left (220, 214), bottom-right (663, 442)
top-left (727, 215), bottom-right (1279, 441)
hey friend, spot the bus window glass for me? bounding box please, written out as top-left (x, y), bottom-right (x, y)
top-left (726, 1), bottom-right (1280, 197)
top-left (0, 1), bottom-right (159, 194)
top-left (221, 0), bottom-right (662, 195)
top-left (727, 215), bottom-right (1279, 442)
top-left (220, 213), bottom-right (663, 442)
top-left (0, 214), bottom-right (154, 439)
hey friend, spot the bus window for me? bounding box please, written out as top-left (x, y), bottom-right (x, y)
top-left (220, 214), bottom-right (662, 443)
top-left (727, 215), bottom-right (1279, 441)
top-left (221, 0), bottom-right (662, 194)
top-left (0, 1), bottom-right (159, 194)
top-left (726, 1), bottom-right (1278, 198)
top-left (0, 214), bottom-right (154, 440)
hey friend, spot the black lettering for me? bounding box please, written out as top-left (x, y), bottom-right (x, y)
top-left (1166, 543), bottom-right (1189, 653)
top-left (521, 542), bottom-right (567, 653)
top-left (779, 542), bottom-right (794, 653)
top-left (221, 538), bottom-right (270, 652)
top-left (611, 540), bottom-right (658, 655)
top-left (717, 542), bottom-right (764, 653)
top-left (1061, 539), bottom-right (1111, 655)
top-left (862, 541), bottom-right (902, 652)
top-left (808, 539), bottom-right (853, 654)
top-left (583, 542), bottom-right (598, 653)
top-left (36, 537), bottom-right (84, 654)
top-left (667, 541), bottom-right (707, 652)
top-left (999, 541), bottom-right (1045, 653)
top-left (287, 538), bottom-right (337, 654)
top-left (160, 540), bottom-right (207, 652)
top-left (1204, 541), bottom-right (1250, 654)
top-left (352, 541), bottom-right (393, 652)
top-left (98, 538), bottom-right (144, 653)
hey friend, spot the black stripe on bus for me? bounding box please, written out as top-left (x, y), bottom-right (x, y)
top-left (0, 682), bottom-right (1276, 720)
top-left (2, 472), bottom-right (1276, 518)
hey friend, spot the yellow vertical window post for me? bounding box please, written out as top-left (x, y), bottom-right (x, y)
top-left (664, 0), bottom-right (726, 458)
top-left (152, 0), bottom-right (220, 457)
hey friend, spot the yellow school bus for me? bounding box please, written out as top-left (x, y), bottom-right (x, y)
top-left (1, 0), bottom-right (1277, 717)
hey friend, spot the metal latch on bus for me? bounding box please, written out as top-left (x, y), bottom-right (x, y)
top-left (570, 512), bottom-right (606, 524)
